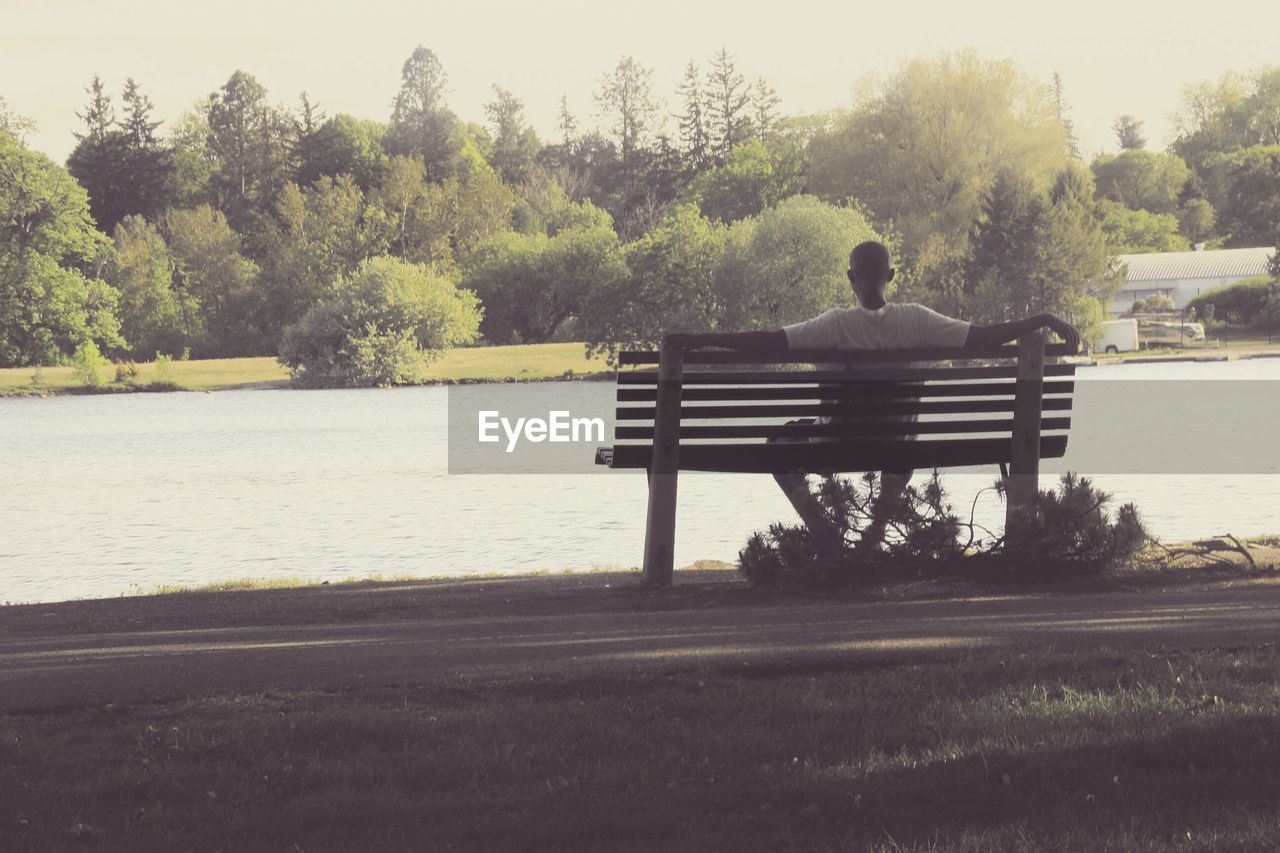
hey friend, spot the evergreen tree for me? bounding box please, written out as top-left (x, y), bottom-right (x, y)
top-left (296, 91), bottom-right (325, 137)
top-left (1051, 72), bottom-right (1080, 159)
top-left (384, 46), bottom-right (464, 180)
top-left (751, 77), bottom-right (781, 143)
top-left (484, 85), bottom-right (539, 184)
top-left (74, 75), bottom-right (115, 143)
top-left (68, 77), bottom-right (176, 234)
top-left (206, 70), bottom-right (294, 223)
top-left (1113, 114), bottom-right (1146, 150)
top-left (966, 169), bottom-right (1045, 321)
top-left (706, 48), bottom-right (750, 161)
top-left (557, 94), bottom-right (577, 146)
top-left (121, 78), bottom-right (162, 146)
top-left (676, 61), bottom-right (710, 172)
top-left (967, 165), bottom-right (1117, 327)
top-left (391, 46), bottom-right (448, 122)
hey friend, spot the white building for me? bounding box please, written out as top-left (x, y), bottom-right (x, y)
top-left (1109, 246), bottom-right (1276, 314)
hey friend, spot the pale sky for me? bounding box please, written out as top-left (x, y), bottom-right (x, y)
top-left (3, 0), bottom-right (1278, 163)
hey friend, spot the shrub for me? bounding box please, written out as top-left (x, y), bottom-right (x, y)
top-left (1002, 472), bottom-right (1147, 578)
top-left (1130, 293), bottom-right (1176, 313)
top-left (152, 352), bottom-right (176, 385)
top-left (279, 256), bottom-right (481, 388)
top-left (1264, 290), bottom-right (1280, 327)
top-left (738, 471), bottom-right (1147, 590)
top-left (71, 340), bottom-right (106, 387)
top-left (114, 360), bottom-right (140, 383)
top-left (1185, 277), bottom-right (1280, 328)
top-left (738, 471), bottom-right (969, 590)
top-left (345, 324), bottom-right (428, 387)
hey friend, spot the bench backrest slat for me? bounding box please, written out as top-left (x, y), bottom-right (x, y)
top-left (615, 417), bottom-right (1072, 441)
top-left (618, 363), bottom-right (1075, 384)
top-left (616, 344), bottom-right (1075, 365)
top-left (606, 434), bottom-right (1070, 473)
top-left (617, 379), bottom-right (1075, 402)
top-left (616, 397), bottom-right (1073, 420)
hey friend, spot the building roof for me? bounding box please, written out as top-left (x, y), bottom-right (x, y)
top-left (1117, 247), bottom-right (1276, 284)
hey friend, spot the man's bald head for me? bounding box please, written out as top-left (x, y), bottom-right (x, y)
top-left (847, 240), bottom-right (894, 308)
top-left (849, 241), bottom-right (891, 273)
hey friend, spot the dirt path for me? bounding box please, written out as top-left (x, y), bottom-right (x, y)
top-left (3, 571), bottom-right (1278, 713)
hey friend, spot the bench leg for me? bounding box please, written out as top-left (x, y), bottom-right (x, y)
top-left (642, 468), bottom-right (678, 586)
top-left (641, 339), bottom-right (684, 587)
top-left (1005, 331), bottom-right (1045, 548)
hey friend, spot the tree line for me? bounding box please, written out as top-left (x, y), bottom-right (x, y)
top-left (2, 48), bottom-right (1279, 377)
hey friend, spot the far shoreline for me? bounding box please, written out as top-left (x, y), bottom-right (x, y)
top-left (6, 339), bottom-right (1280, 399)
top-left (0, 341), bottom-right (615, 398)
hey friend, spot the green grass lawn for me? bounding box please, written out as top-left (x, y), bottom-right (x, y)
top-left (0, 342), bottom-right (613, 396)
top-left (0, 356), bottom-right (289, 394)
top-left (418, 341), bottom-right (612, 382)
top-left (3, 645), bottom-right (1278, 852)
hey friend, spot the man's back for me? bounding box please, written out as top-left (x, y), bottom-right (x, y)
top-left (781, 302), bottom-right (970, 352)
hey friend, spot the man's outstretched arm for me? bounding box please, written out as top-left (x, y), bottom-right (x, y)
top-left (663, 329), bottom-right (789, 353)
top-left (963, 313), bottom-right (1080, 354)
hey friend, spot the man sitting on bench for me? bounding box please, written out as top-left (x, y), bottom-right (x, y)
top-left (665, 240), bottom-right (1081, 551)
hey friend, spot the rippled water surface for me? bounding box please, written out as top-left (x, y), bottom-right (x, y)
top-left (4, 359), bottom-right (1280, 603)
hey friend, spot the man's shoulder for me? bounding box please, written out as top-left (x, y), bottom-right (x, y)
top-left (788, 306), bottom-right (845, 326)
top-left (892, 302), bottom-right (934, 313)
top-left (894, 302), bottom-right (964, 321)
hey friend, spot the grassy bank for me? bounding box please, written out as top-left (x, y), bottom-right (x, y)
top-left (0, 356), bottom-right (289, 395)
top-left (0, 342), bottom-right (613, 396)
top-left (2, 645), bottom-right (1278, 852)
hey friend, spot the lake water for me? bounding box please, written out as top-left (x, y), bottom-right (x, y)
top-left (3, 358), bottom-right (1280, 604)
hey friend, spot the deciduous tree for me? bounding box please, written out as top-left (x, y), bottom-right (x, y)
top-left (278, 255), bottom-right (481, 387)
top-left (1090, 149), bottom-right (1190, 215)
top-left (1204, 144), bottom-right (1280, 247)
top-left (1096, 201), bottom-right (1190, 254)
top-left (581, 204), bottom-right (726, 356)
top-left (163, 205), bottom-right (261, 355)
top-left (595, 56), bottom-right (660, 175)
top-left (107, 215), bottom-right (197, 357)
top-left (809, 51), bottom-right (1069, 262)
top-left (462, 206), bottom-right (624, 343)
top-left (684, 137), bottom-right (803, 224)
top-left (0, 129), bottom-right (122, 366)
top-left (714, 195), bottom-right (880, 330)
top-left (294, 114), bottom-right (388, 191)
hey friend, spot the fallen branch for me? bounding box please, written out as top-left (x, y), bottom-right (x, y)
top-left (1220, 534), bottom-right (1259, 571)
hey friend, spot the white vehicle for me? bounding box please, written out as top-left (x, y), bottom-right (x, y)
top-left (1095, 319), bottom-right (1138, 354)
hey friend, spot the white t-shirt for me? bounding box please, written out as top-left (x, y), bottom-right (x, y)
top-left (781, 303), bottom-right (971, 351)
top-left (779, 303), bottom-right (972, 442)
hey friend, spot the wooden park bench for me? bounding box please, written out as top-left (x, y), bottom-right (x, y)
top-left (595, 332), bottom-right (1077, 586)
